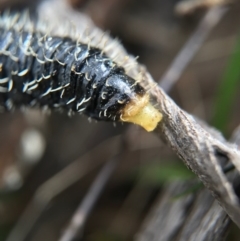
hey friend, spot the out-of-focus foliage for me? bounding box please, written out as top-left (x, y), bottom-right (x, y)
top-left (139, 161), bottom-right (194, 185)
top-left (213, 36), bottom-right (240, 135)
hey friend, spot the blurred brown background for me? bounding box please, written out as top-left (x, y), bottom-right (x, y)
top-left (0, 0), bottom-right (240, 241)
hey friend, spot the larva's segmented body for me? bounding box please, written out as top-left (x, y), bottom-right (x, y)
top-left (0, 13), bottom-right (162, 131)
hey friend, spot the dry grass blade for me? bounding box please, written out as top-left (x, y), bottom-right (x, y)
top-left (159, 6), bottom-right (227, 92)
top-left (137, 181), bottom-right (230, 241)
top-left (59, 157), bottom-right (119, 241)
top-left (175, 0), bottom-right (231, 15)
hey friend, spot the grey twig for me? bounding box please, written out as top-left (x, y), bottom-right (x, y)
top-left (140, 72), bottom-right (240, 228)
top-left (137, 3), bottom-right (240, 228)
top-left (159, 6), bottom-right (227, 92)
top-left (136, 121), bottom-right (240, 241)
top-left (58, 157), bottom-right (119, 241)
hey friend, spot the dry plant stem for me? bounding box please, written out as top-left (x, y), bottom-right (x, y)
top-left (147, 82), bottom-right (240, 228)
top-left (175, 0), bottom-right (230, 15)
top-left (5, 136), bottom-right (121, 241)
top-left (159, 6), bottom-right (227, 92)
top-left (59, 157), bottom-right (119, 241)
top-left (137, 123), bottom-right (240, 241)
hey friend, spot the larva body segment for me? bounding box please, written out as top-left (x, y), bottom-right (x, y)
top-left (0, 13), bottom-right (162, 131)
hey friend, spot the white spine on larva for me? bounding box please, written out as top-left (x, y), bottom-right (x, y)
top-left (0, 77), bottom-right (9, 84)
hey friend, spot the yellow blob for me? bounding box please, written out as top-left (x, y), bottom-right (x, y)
top-left (120, 94), bottom-right (162, 132)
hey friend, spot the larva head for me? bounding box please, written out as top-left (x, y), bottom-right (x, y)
top-left (97, 74), bottom-right (162, 132)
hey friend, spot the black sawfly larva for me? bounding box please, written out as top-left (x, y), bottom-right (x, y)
top-left (0, 11), bottom-right (162, 132)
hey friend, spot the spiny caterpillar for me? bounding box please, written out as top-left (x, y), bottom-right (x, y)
top-left (0, 12), bottom-right (162, 132)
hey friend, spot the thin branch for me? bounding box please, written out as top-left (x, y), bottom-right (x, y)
top-left (141, 70), bottom-right (240, 227)
top-left (58, 157), bottom-right (119, 241)
top-left (137, 121), bottom-right (240, 241)
top-left (175, 0), bottom-right (230, 15)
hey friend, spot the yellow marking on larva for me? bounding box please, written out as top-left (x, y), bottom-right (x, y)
top-left (120, 94), bottom-right (162, 132)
